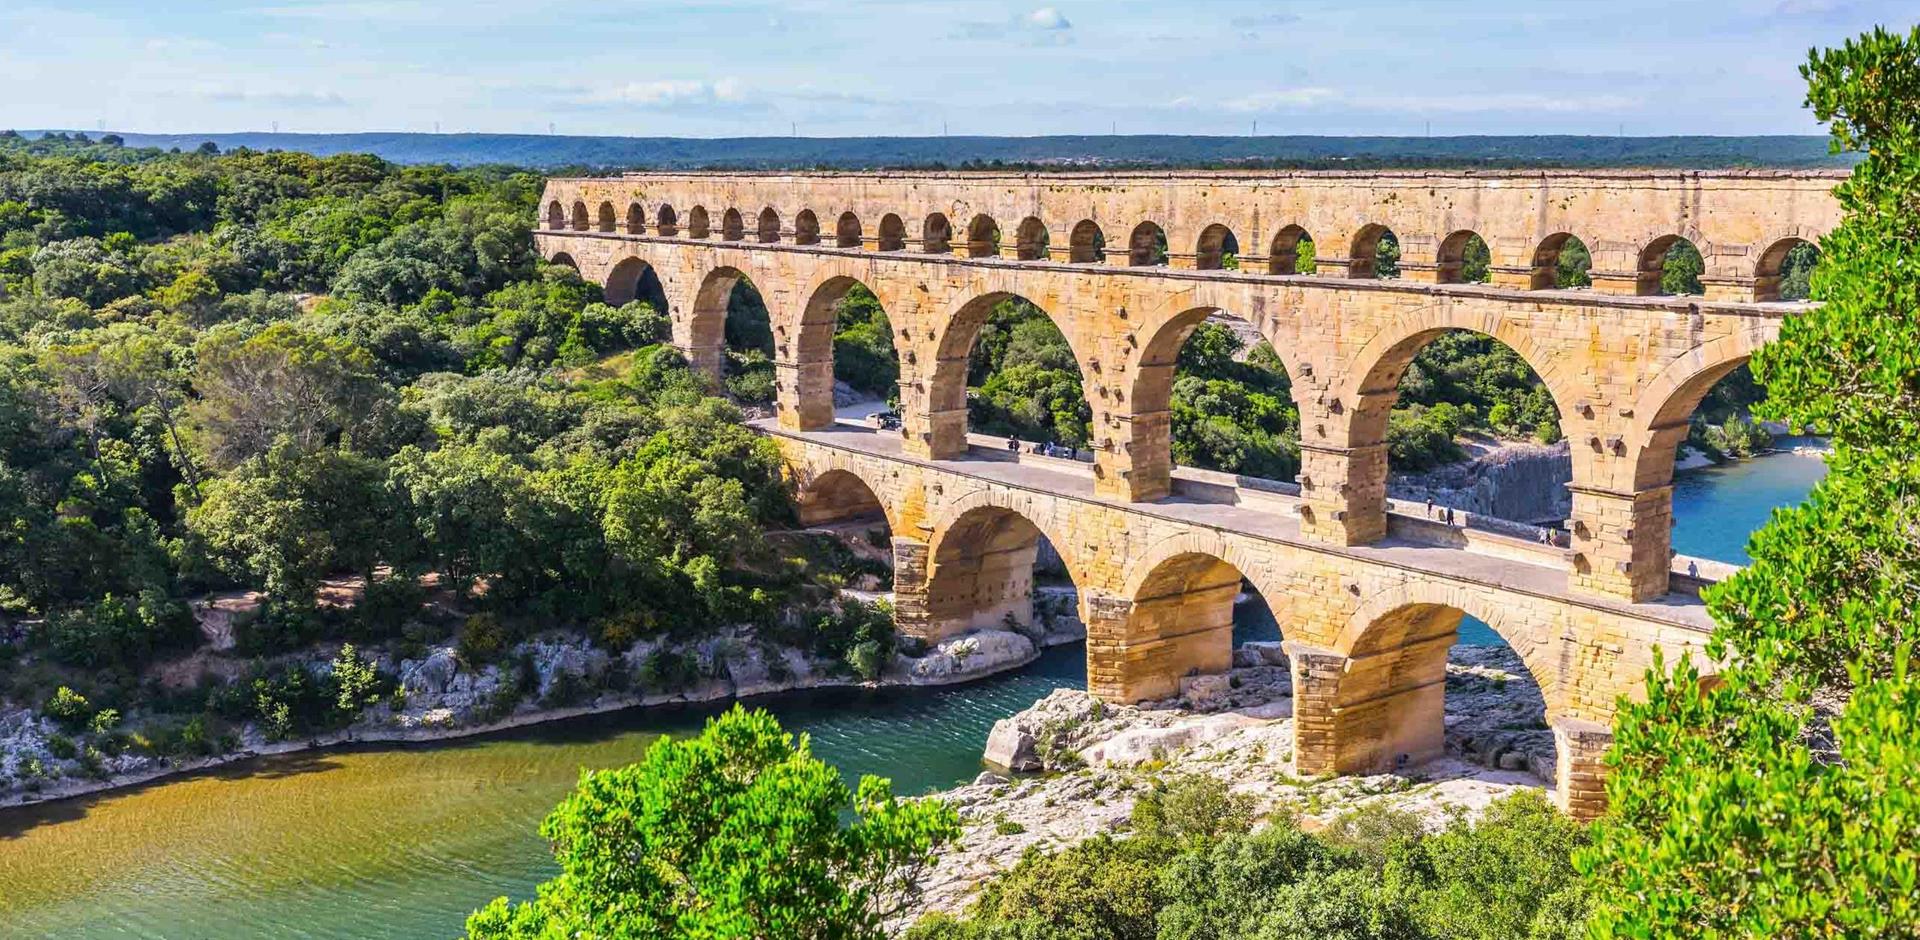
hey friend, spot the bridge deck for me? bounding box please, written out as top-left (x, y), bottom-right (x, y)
top-left (754, 417), bottom-right (1718, 634)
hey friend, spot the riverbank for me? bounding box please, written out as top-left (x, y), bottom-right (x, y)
top-left (896, 643), bottom-right (1553, 927)
top-left (0, 596), bottom-right (1088, 811)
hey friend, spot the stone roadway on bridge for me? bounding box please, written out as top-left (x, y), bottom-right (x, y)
top-left (752, 416), bottom-right (1717, 635)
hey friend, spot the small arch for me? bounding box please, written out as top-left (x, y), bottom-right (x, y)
top-left (546, 200), bottom-right (565, 230)
top-left (836, 211), bottom-right (863, 248)
top-left (569, 200), bottom-right (589, 232)
top-left (1349, 224), bottom-right (1399, 279)
top-left (922, 212), bottom-right (953, 254)
top-left (1529, 233), bottom-right (1591, 290)
top-left (656, 204), bottom-right (679, 237)
top-left (596, 201), bottom-right (617, 233)
top-left (965, 214), bottom-right (1001, 258)
top-left (722, 208), bottom-right (745, 241)
top-left (1267, 226), bottom-right (1314, 275)
top-left (793, 209), bottom-right (820, 245)
top-left (1754, 237), bottom-right (1820, 302)
top-left (1128, 221), bottom-right (1168, 267)
top-left (756, 207), bottom-right (781, 243)
top-left (1069, 219), bottom-right (1106, 264)
top-left (795, 467), bottom-right (893, 531)
top-left (878, 214), bottom-right (906, 252)
top-left (625, 203), bottom-right (646, 235)
top-left (1637, 235), bottom-right (1704, 296)
top-left (688, 205), bottom-right (711, 239)
top-left (1195, 224), bottom-right (1240, 271)
top-left (604, 256), bottom-right (669, 313)
top-left (1436, 230), bottom-right (1491, 284)
top-left (1015, 216), bottom-right (1049, 261)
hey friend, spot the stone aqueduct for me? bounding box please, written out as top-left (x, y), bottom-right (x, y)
top-left (534, 170), bottom-right (1842, 818)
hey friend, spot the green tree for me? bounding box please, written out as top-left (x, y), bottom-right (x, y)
top-left (187, 322), bottom-right (391, 469)
top-left (464, 706), bottom-right (959, 940)
top-left (1582, 26), bottom-right (1920, 938)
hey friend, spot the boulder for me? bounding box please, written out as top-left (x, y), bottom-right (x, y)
top-left (1179, 674), bottom-right (1233, 710)
top-left (401, 648), bottom-right (459, 695)
top-left (982, 719), bottom-right (1040, 772)
top-left (1241, 641), bottom-right (1290, 667)
top-left (902, 630), bottom-right (1037, 684)
top-left (1232, 648), bottom-right (1266, 669)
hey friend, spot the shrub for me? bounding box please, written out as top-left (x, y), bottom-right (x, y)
top-left (457, 612), bottom-right (511, 665)
top-left (44, 686), bottom-right (92, 730)
top-left (1130, 774), bottom-right (1257, 843)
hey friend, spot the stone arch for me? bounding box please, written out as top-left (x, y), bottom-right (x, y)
top-left (1121, 529), bottom-right (1276, 605)
top-left (722, 208), bottom-right (745, 241)
top-left (794, 465), bottom-right (897, 533)
top-left (1349, 223), bottom-right (1396, 278)
top-left (1754, 235), bottom-right (1817, 302)
top-left (787, 272), bottom-right (897, 430)
top-left (794, 209), bottom-right (820, 245)
top-left (547, 251), bottom-right (579, 272)
top-left (1268, 225), bottom-right (1313, 275)
top-left (922, 212), bottom-right (953, 254)
top-left (1128, 220), bottom-right (1169, 267)
top-left (878, 213), bottom-right (906, 251)
top-left (1339, 304), bottom-right (1575, 446)
top-left (1069, 219), bottom-right (1106, 263)
top-left (1635, 233), bottom-right (1704, 296)
top-left (683, 265), bottom-right (750, 382)
top-left (1332, 583), bottom-right (1556, 698)
top-left (924, 288), bottom-right (1096, 458)
top-left (1529, 232), bottom-right (1590, 290)
top-left (1015, 216), bottom-right (1049, 261)
top-left (656, 204), bottom-right (680, 236)
top-left (604, 256), bottom-right (668, 312)
top-left (1126, 301), bottom-right (1306, 498)
top-left (1195, 223), bottom-right (1240, 271)
top-left (688, 205), bottom-right (711, 239)
top-left (625, 202), bottom-right (646, 234)
top-left (965, 213), bottom-right (1001, 258)
top-left (1436, 229), bottom-right (1489, 284)
top-left (546, 200), bottom-right (565, 230)
top-left (570, 200), bottom-right (589, 232)
top-left (597, 201), bottom-right (617, 233)
top-left (923, 491), bottom-right (1087, 640)
top-left (836, 211), bottom-right (863, 248)
top-left (757, 207), bottom-right (781, 243)
top-left (1626, 328), bottom-right (1776, 492)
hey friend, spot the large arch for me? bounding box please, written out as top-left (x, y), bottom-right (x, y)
top-left (922, 494), bottom-right (1084, 642)
top-left (547, 251), bottom-right (579, 272)
top-left (1338, 308), bottom-right (1574, 448)
top-left (604, 256), bottom-right (669, 312)
top-left (794, 466), bottom-right (894, 531)
top-left (787, 272), bottom-right (898, 430)
top-left (684, 265), bottom-right (751, 382)
top-left (923, 290), bottom-right (1096, 459)
top-left (1126, 302), bottom-right (1305, 500)
top-left (1627, 328), bottom-right (1776, 492)
top-left (1195, 223), bottom-right (1239, 271)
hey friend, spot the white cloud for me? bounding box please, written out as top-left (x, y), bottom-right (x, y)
top-left (194, 85), bottom-right (351, 107)
top-left (1025, 7), bottom-right (1071, 30)
top-left (580, 78), bottom-right (749, 108)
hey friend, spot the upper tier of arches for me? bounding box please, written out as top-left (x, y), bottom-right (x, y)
top-left (544, 184), bottom-right (1829, 304)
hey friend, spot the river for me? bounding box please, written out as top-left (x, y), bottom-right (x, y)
top-left (0, 448), bottom-right (1828, 939)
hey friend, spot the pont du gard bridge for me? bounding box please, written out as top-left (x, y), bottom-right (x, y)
top-left (533, 168), bottom-right (1842, 818)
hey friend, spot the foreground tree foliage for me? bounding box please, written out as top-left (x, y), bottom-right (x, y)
top-left (465, 706), bottom-right (960, 940)
top-left (1581, 26), bottom-right (1920, 937)
top-left (908, 780), bottom-right (1587, 940)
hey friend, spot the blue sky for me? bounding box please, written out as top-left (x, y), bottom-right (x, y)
top-left (1, 0), bottom-right (1907, 137)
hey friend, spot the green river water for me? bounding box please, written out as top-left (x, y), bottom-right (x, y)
top-left (0, 450), bottom-right (1828, 939)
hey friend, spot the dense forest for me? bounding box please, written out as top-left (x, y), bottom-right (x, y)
top-left (0, 132), bottom-right (892, 772)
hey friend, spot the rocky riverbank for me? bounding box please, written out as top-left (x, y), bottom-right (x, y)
top-left (0, 598), bottom-right (1087, 811)
top-left (897, 642), bottom-right (1554, 927)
